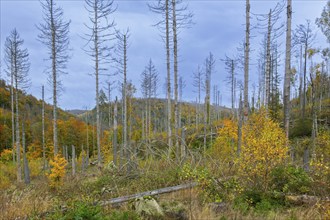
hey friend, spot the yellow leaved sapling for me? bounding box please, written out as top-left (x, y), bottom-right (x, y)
top-left (47, 154), bottom-right (67, 188)
top-left (238, 109), bottom-right (288, 191)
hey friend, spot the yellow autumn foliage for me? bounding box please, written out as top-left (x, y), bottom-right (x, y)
top-left (47, 154), bottom-right (67, 188)
top-left (238, 110), bottom-right (288, 191)
top-left (212, 119), bottom-right (238, 161)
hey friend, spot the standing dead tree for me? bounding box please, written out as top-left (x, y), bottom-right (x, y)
top-left (149, 0), bottom-right (192, 161)
top-left (148, 0), bottom-right (173, 155)
top-left (37, 0), bottom-right (70, 156)
top-left (42, 85), bottom-right (46, 170)
top-left (140, 59), bottom-right (159, 144)
top-left (254, 2), bottom-right (285, 110)
top-left (84, 0), bottom-right (116, 166)
top-left (283, 0), bottom-right (292, 141)
top-left (192, 65), bottom-right (203, 130)
top-left (293, 20), bottom-right (316, 118)
top-left (114, 29), bottom-right (130, 171)
top-left (203, 53), bottom-right (215, 153)
top-left (4, 29), bottom-right (30, 182)
top-left (244, 0), bottom-right (250, 119)
top-left (222, 55), bottom-right (238, 114)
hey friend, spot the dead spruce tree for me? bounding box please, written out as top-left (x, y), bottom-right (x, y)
top-left (244, 0), bottom-right (250, 119)
top-left (222, 55), bottom-right (237, 113)
top-left (84, 0), bottom-right (116, 166)
top-left (283, 0), bottom-right (292, 140)
top-left (148, 0), bottom-right (173, 155)
top-left (42, 85), bottom-right (46, 170)
top-left (4, 29), bottom-right (30, 182)
top-left (203, 53), bottom-right (215, 153)
top-left (255, 2), bottom-right (285, 110)
top-left (114, 29), bottom-right (130, 170)
top-left (37, 0), bottom-right (70, 156)
top-left (149, 0), bottom-right (192, 161)
top-left (140, 59), bottom-right (159, 144)
top-left (192, 65), bottom-right (203, 130)
top-left (22, 121), bottom-right (30, 184)
top-left (293, 20), bottom-right (315, 118)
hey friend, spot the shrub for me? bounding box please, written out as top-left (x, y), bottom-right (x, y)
top-left (234, 189), bottom-right (284, 214)
top-left (0, 149), bottom-right (13, 162)
top-left (47, 154), bottom-right (67, 188)
top-left (290, 119), bottom-right (312, 138)
top-left (0, 161), bottom-right (16, 189)
top-left (238, 110), bottom-right (288, 191)
top-left (211, 119), bottom-right (237, 161)
top-left (47, 201), bottom-right (108, 220)
top-left (270, 165), bottom-right (311, 194)
top-left (65, 201), bottom-right (104, 220)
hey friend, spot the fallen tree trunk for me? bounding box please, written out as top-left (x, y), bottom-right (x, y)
top-left (99, 182), bottom-right (197, 206)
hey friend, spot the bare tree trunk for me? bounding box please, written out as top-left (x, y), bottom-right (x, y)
top-left (265, 9), bottom-right (272, 109)
top-left (65, 145), bottom-right (68, 161)
top-left (244, 0), bottom-right (250, 118)
top-left (283, 0), bottom-right (292, 142)
top-left (237, 92), bottom-right (243, 156)
top-left (42, 85), bottom-right (46, 170)
top-left (299, 45), bottom-right (303, 111)
top-left (49, 0), bottom-right (59, 157)
top-left (166, 0), bottom-right (172, 158)
top-left (231, 59), bottom-right (235, 112)
top-left (11, 69), bottom-right (15, 163)
top-left (81, 145), bottom-right (85, 172)
top-left (203, 96), bottom-right (207, 153)
top-left (172, 0), bottom-right (180, 161)
top-left (302, 42), bottom-right (307, 118)
top-left (113, 97), bottom-right (118, 166)
top-left (86, 110), bottom-right (89, 168)
top-left (15, 76), bottom-right (21, 182)
top-left (22, 122), bottom-right (30, 184)
top-left (310, 59), bottom-right (317, 159)
top-left (95, 23), bottom-right (101, 167)
top-left (123, 34), bottom-right (128, 170)
top-left (195, 98), bottom-right (198, 131)
top-left (72, 145), bottom-right (76, 176)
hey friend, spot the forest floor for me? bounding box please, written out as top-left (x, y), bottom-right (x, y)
top-left (0, 158), bottom-right (329, 220)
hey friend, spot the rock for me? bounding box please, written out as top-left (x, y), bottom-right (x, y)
top-left (133, 196), bottom-right (164, 218)
top-left (101, 187), bottom-right (113, 195)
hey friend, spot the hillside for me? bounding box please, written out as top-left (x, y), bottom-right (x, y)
top-left (0, 79), bottom-right (89, 153)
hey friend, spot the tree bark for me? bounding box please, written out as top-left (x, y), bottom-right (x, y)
top-left (172, 0), bottom-right (180, 161)
top-left (22, 122), bottom-right (30, 184)
top-left (265, 9), bottom-right (272, 109)
top-left (244, 0), bottom-right (250, 118)
top-left (10, 64), bottom-right (15, 163)
top-left (15, 70), bottom-right (22, 182)
top-left (166, 0), bottom-right (172, 158)
top-left (42, 85), bottom-right (46, 170)
top-left (72, 145), bottom-right (76, 176)
top-left (113, 97), bottom-right (118, 166)
top-left (283, 0), bottom-right (292, 142)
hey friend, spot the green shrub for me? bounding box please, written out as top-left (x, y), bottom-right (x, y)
top-left (290, 119), bottom-right (312, 138)
top-left (270, 165), bottom-right (311, 194)
top-left (234, 189), bottom-right (284, 214)
top-left (47, 201), bottom-right (106, 220)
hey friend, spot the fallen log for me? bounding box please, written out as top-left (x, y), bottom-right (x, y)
top-left (99, 182), bottom-right (197, 206)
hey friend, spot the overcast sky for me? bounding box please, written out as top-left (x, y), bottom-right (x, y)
top-left (0, 0), bottom-right (328, 110)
